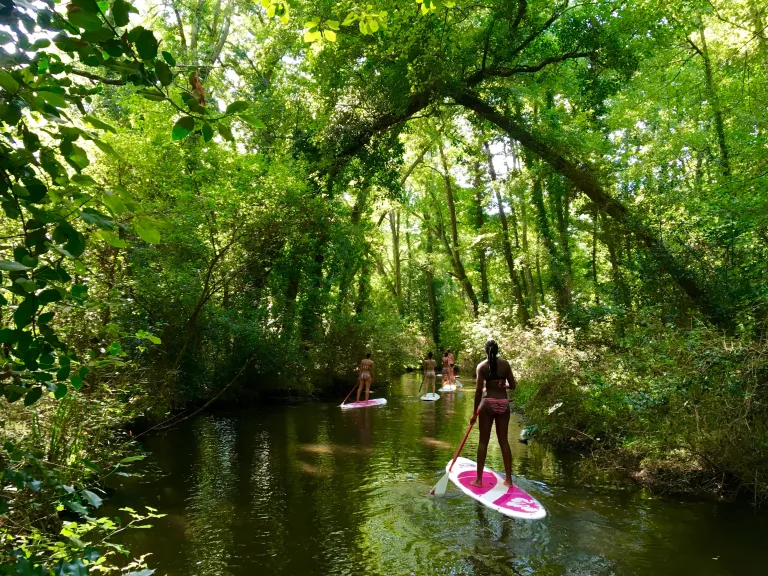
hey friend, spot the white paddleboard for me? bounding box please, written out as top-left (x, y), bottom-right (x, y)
top-left (446, 457), bottom-right (546, 520)
top-left (340, 398), bottom-right (387, 410)
top-left (421, 393), bottom-right (440, 401)
top-left (439, 384), bottom-right (457, 392)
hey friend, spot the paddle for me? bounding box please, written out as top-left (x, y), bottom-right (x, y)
top-left (340, 380), bottom-right (360, 406)
top-left (418, 372), bottom-right (426, 394)
top-left (430, 409), bottom-right (479, 496)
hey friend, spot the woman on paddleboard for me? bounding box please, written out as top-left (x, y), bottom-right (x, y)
top-left (356, 353), bottom-right (375, 403)
top-left (441, 352), bottom-right (452, 387)
top-left (423, 352), bottom-right (437, 395)
top-left (470, 339), bottom-right (516, 488)
top-left (447, 348), bottom-right (456, 383)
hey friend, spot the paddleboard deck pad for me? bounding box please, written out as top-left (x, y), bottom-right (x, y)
top-left (446, 457), bottom-right (546, 519)
top-left (340, 398), bottom-right (387, 410)
top-left (421, 393), bottom-right (440, 401)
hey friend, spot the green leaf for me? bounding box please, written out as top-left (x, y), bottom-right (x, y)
top-left (83, 490), bottom-right (103, 508)
top-left (155, 61), bottom-right (173, 86)
top-left (39, 289), bottom-right (63, 304)
top-left (72, 0), bottom-right (100, 13)
top-left (0, 329), bottom-right (17, 344)
top-left (24, 387), bottom-right (43, 406)
top-left (148, 336), bottom-right (161, 344)
top-left (72, 284), bottom-right (89, 299)
top-left (111, 0), bottom-right (136, 27)
top-left (171, 116), bottom-right (195, 141)
top-left (135, 29), bottom-right (159, 61)
top-left (136, 89), bottom-right (166, 102)
top-left (239, 115), bottom-right (266, 128)
top-left (68, 10), bottom-right (104, 32)
top-left (102, 190), bottom-right (128, 215)
top-left (93, 138), bottom-right (122, 159)
top-left (327, 20), bottom-right (340, 30)
top-left (119, 454), bottom-right (146, 463)
top-left (98, 230), bottom-right (126, 248)
top-left (134, 219), bottom-right (161, 244)
top-left (37, 91), bottom-right (69, 109)
top-left (71, 375), bottom-right (83, 390)
top-left (67, 501), bottom-right (89, 515)
top-left (0, 71), bottom-right (20, 92)
top-left (15, 278), bottom-right (36, 293)
top-left (225, 101), bottom-right (249, 114)
top-left (202, 122), bottom-right (213, 142)
top-left (162, 51), bottom-right (176, 67)
top-left (0, 260), bottom-right (30, 272)
top-left (83, 115), bottom-right (116, 133)
top-left (217, 123), bottom-right (234, 142)
top-left (324, 29), bottom-right (337, 42)
top-left (54, 383), bottom-right (68, 399)
top-left (80, 208), bottom-right (115, 229)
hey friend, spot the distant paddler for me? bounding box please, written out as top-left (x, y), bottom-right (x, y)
top-left (470, 339), bottom-right (517, 488)
top-left (441, 351), bottom-right (452, 387)
top-left (356, 353), bottom-right (375, 403)
top-left (447, 348), bottom-right (456, 383)
top-left (423, 352), bottom-right (437, 395)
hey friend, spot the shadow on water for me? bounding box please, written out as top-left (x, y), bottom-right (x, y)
top-left (105, 374), bottom-right (768, 575)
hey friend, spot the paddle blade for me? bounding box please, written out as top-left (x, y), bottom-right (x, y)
top-left (430, 472), bottom-right (450, 496)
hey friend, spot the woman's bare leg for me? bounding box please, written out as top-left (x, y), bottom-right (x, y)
top-left (471, 402), bottom-right (494, 486)
top-left (364, 379), bottom-right (371, 401)
top-left (494, 410), bottom-right (513, 486)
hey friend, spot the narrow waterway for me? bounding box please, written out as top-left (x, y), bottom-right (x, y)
top-left (109, 374), bottom-right (768, 575)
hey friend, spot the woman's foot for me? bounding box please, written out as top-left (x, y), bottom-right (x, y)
top-left (503, 478), bottom-right (514, 488)
top-left (470, 478), bottom-right (483, 487)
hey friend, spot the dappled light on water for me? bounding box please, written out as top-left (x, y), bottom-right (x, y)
top-left (106, 374), bottom-right (768, 575)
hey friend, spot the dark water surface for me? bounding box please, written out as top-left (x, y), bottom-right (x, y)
top-left (110, 374), bottom-right (768, 575)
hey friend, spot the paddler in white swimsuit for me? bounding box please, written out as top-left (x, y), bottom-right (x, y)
top-left (356, 353), bottom-right (375, 403)
top-left (447, 348), bottom-right (456, 383)
top-left (470, 340), bottom-right (516, 488)
top-left (423, 352), bottom-right (437, 395)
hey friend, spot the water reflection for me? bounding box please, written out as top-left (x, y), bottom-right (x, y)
top-left (106, 374), bottom-right (768, 576)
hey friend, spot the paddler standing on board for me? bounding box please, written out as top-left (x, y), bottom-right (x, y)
top-left (470, 340), bottom-right (516, 488)
top-left (447, 348), bottom-right (456, 384)
top-left (356, 353), bottom-right (375, 403)
top-left (423, 352), bottom-right (437, 395)
top-left (441, 351), bottom-right (452, 387)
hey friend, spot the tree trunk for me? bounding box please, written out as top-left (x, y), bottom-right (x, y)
top-left (592, 204), bottom-right (599, 305)
top-left (438, 145), bottom-right (479, 316)
top-left (456, 91), bottom-right (723, 325)
top-left (355, 256), bottom-right (371, 316)
top-left (483, 143), bottom-right (528, 324)
top-left (425, 214), bottom-right (440, 347)
top-left (692, 26), bottom-right (731, 177)
top-left (518, 186), bottom-right (538, 315)
top-left (532, 176), bottom-right (570, 316)
top-left (472, 164), bottom-right (490, 305)
top-left (389, 209), bottom-right (404, 315)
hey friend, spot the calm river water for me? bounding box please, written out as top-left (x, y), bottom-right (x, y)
top-left (109, 374), bottom-right (768, 575)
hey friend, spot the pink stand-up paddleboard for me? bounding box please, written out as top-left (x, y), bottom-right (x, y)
top-left (340, 398), bottom-right (387, 410)
top-left (447, 457), bottom-right (546, 519)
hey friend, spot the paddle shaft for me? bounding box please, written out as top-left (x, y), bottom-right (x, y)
top-left (340, 380), bottom-right (360, 405)
top-left (448, 410), bottom-right (479, 472)
top-left (418, 372), bottom-right (426, 394)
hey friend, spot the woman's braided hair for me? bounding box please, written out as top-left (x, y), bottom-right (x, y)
top-left (485, 339), bottom-right (499, 379)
